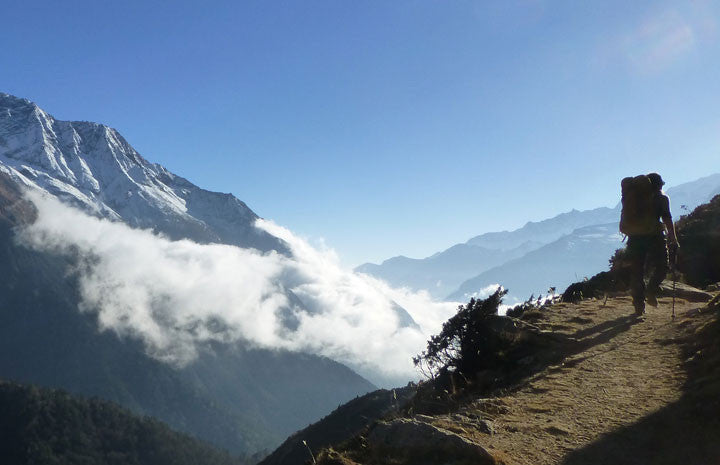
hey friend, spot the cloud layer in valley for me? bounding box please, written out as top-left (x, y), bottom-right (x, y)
top-left (19, 192), bottom-right (474, 385)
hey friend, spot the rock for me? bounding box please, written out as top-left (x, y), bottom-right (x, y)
top-left (545, 424), bottom-right (572, 436)
top-left (705, 282), bottom-right (720, 292)
top-left (659, 280), bottom-right (713, 302)
top-left (478, 419), bottom-right (496, 435)
top-left (707, 293), bottom-right (720, 310)
top-left (472, 398), bottom-right (510, 415)
top-left (367, 418), bottom-right (499, 465)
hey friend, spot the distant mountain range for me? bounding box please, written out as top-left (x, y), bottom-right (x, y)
top-left (356, 205), bottom-right (620, 299)
top-left (0, 93), bottom-right (375, 458)
top-left (358, 173), bottom-right (720, 303)
top-left (448, 223), bottom-right (623, 302)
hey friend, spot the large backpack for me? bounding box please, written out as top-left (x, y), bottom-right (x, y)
top-left (619, 175), bottom-right (660, 235)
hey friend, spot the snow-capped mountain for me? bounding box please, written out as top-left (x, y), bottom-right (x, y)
top-left (0, 93), bottom-right (381, 457)
top-left (359, 174), bottom-right (720, 303)
top-left (666, 173), bottom-right (720, 218)
top-left (447, 223), bottom-right (624, 303)
top-left (356, 206), bottom-right (620, 299)
top-left (465, 206), bottom-right (620, 251)
top-left (355, 241), bottom-right (539, 299)
top-left (0, 92), bottom-right (286, 253)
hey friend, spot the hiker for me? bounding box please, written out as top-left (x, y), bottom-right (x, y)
top-left (620, 173), bottom-right (679, 316)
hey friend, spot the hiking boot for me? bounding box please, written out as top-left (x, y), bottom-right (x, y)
top-left (634, 301), bottom-right (646, 316)
top-left (646, 293), bottom-right (658, 307)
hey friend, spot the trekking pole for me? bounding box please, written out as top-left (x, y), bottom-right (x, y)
top-left (672, 274), bottom-right (676, 319)
top-left (671, 245), bottom-right (678, 320)
top-left (302, 440), bottom-right (316, 465)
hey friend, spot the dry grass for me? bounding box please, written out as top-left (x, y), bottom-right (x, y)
top-left (320, 294), bottom-right (720, 465)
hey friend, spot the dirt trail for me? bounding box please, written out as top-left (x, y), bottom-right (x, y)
top-left (446, 296), bottom-right (714, 465)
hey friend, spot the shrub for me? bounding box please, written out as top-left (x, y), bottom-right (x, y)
top-left (676, 194), bottom-right (720, 288)
top-left (413, 289), bottom-right (507, 379)
top-left (506, 291), bottom-right (558, 319)
top-left (562, 247), bottom-right (631, 302)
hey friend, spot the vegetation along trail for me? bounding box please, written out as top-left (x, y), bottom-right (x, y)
top-left (447, 296), bottom-right (719, 464)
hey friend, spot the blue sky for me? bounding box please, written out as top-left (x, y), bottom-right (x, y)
top-left (2, 0), bottom-right (719, 266)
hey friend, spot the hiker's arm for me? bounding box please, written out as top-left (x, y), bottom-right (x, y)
top-left (660, 196), bottom-right (679, 246)
top-left (664, 216), bottom-right (678, 246)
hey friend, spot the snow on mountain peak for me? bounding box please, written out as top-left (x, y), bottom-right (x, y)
top-left (0, 92), bottom-right (286, 253)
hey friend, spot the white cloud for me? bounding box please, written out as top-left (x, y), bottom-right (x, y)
top-left (594, 5), bottom-right (717, 75)
top-left (623, 10), bottom-right (695, 73)
top-left (19, 191), bottom-right (459, 386)
top-left (454, 283), bottom-right (504, 302)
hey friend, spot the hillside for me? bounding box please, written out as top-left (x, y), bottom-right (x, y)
top-left (266, 290), bottom-right (720, 465)
top-left (0, 380), bottom-right (243, 465)
top-left (675, 194), bottom-right (720, 288)
top-left (0, 150), bottom-right (375, 456)
top-left (259, 386), bottom-right (417, 465)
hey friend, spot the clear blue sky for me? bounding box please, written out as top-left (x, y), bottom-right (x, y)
top-left (2, 0), bottom-right (719, 266)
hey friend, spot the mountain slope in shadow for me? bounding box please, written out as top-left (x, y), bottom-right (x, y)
top-left (0, 171), bottom-right (375, 458)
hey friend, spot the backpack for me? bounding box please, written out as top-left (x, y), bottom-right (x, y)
top-left (619, 175), bottom-right (660, 235)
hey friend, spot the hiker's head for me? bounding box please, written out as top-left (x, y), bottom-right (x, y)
top-left (648, 173), bottom-right (664, 190)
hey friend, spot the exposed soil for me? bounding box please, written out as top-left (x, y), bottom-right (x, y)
top-left (442, 296), bottom-right (720, 465)
top-left (311, 293), bottom-right (720, 465)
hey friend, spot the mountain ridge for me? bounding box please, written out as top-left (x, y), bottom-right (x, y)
top-left (0, 92), bottom-right (287, 253)
top-left (448, 222), bottom-right (623, 302)
top-left (0, 93), bottom-right (378, 458)
top-left (358, 173), bottom-right (720, 302)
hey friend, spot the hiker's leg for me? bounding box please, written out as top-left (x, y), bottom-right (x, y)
top-left (647, 234), bottom-right (669, 296)
top-left (627, 236), bottom-right (648, 312)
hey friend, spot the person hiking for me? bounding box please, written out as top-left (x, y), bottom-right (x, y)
top-left (620, 173), bottom-right (679, 316)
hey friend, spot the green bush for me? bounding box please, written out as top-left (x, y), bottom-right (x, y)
top-left (413, 289), bottom-right (507, 379)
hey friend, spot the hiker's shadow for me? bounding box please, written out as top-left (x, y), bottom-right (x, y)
top-left (568, 314), bottom-right (639, 354)
top-left (560, 390), bottom-right (720, 465)
top-left (528, 314), bottom-right (640, 371)
top-left (560, 308), bottom-right (720, 465)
